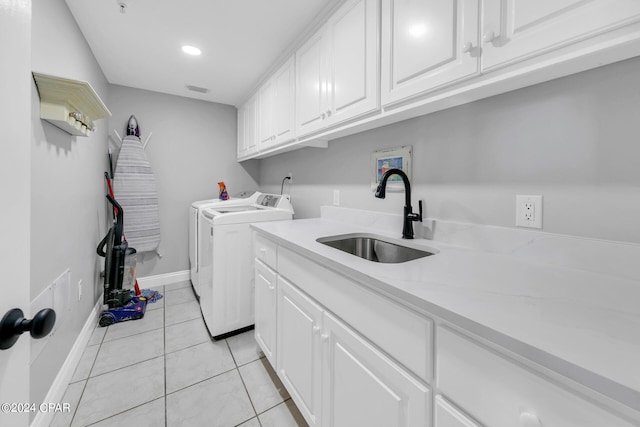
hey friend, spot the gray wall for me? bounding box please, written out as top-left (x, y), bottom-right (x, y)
top-left (107, 85), bottom-right (259, 276)
top-left (259, 56), bottom-right (640, 244)
top-left (30, 0), bottom-right (111, 408)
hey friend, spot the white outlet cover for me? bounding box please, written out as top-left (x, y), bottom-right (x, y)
top-left (516, 195), bottom-right (543, 229)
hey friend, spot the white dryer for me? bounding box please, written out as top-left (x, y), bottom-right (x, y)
top-left (189, 190), bottom-right (256, 297)
top-left (199, 193), bottom-right (293, 339)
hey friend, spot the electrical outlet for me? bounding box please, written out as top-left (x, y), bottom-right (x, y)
top-left (333, 189), bottom-right (340, 206)
top-left (524, 202), bottom-right (535, 221)
top-left (516, 195), bottom-right (542, 229)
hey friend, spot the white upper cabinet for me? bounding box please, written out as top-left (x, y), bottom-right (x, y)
top-left (296, 0), bottom-right (380, 137)
top-left (296, 30), bottom-right (328, 136)
top-left (381, 0), bottom-right (480, 106)
top-left (272, 56), bottom-right (296, 144)
top-left (325, 0), bottom-right (379, 125)
top-left (258, 56), bottom-right (296, 152)
top-left (237, 94), bottom-right (258, 160)
top-left (482, 0), bottom-right (640, 71)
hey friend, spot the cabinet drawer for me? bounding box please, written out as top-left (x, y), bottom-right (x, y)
top-left (278, 246), bottom-right (433, 383)
top-left (436, 326), bottom-right (634, 427)
top-left (253, 232), bottom-right (277, 269)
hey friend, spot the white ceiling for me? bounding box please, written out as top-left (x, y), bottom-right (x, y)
top-left (65, 0), bottom-right (338, 107)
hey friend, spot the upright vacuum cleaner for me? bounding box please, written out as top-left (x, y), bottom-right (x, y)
top-left (96, 194), bottom-right (147, 327)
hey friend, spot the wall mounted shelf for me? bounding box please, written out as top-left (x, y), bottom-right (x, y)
top-left (32, 72), bottom-right (111, 137)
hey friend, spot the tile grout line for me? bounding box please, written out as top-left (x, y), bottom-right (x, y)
top-left (163, 285), bottom-right (168, 427)
top-left (65, 322), bottom-right (108, 427)
top-left (83, 397), bottom-right (164, 427)
top-left (225, 338), bottom-right (262, 424)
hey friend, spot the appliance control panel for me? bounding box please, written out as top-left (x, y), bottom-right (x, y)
top-left (257, 194), bottom-right (281, 208)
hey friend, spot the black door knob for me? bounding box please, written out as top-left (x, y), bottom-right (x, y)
top-left (0, 308), bottom-right (56, 350)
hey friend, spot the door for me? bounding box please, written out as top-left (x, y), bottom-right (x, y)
top-left (254, 260), bottom-right (277, 366)
top-left (381, 0), bottom-right (480, 106)
top-left (295, 29), bottom-right (328, 137)
top-left (326, 0), bottom-right (379, 125)
top-left (272, 56), bottom-right (296, 145)
top-left (257, 78), bottom-right (275, 149)
top-left (240, 95), bottom-right (258, 157)
top-left (277, 277), bottom-right (323, 426)
top-left (482, 0), bottom-right (640, 70)
top-left (322, 312), bottom-right (431, 427)
top-left (0, 1), bottom-right (32, 426)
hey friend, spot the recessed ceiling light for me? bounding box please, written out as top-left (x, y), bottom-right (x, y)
top-left (182, 45), bottom-right (201, 56)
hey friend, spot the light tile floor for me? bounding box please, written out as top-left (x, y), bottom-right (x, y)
top-left (52, 281), bottom-right (308, 427)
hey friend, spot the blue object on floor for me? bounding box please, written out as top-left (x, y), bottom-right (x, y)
top-left (131, 288), bottom-right (163, 303)
top-left (99, 296), bottom-right (147, 327)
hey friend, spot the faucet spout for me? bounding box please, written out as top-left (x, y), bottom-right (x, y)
top-left (375, 168), bottom-right (422, 239)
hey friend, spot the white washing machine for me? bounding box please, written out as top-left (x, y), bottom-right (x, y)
top-left (189, 190), bottom-right (256, 297)
top-left (199, 193), bottom-right (293, 339)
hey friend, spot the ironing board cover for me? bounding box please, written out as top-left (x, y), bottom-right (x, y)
top-left (113, 135), bottom-right (161, 253)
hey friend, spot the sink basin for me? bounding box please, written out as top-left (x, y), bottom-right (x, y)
top-left (316, 233), bottom-right (437, 263)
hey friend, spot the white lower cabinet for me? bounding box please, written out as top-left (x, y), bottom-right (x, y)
top-left (277, 276), bottom-right (323, 426)
top-left (253, 233), bottom-right (638, 427)
top-left (437, 326), bottom-right (635, 427)
top-left (254, 259), bottom-right (277, 366)
top-left (275, 270), bottom-right (431, 427)
top-left (322, 311), bottom-right (431, 427)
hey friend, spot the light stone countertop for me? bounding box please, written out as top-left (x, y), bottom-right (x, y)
top-left (251, 206), bottom-right (640, 414)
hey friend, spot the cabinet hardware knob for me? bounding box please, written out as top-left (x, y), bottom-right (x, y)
top-left (0, 308), bottom-right (56, 350)
top-left (321, 333), bottom-right (329, 341)
top-left (321, 113), bottom-right (326, 120)
top-left (326, 110), bottom-right (332, 117)
top-left (268, 285), bottom-right (275, 291)
top-left (313, 325), bottom-right (320, 333)
top-left (519, 412), bottom-right (542, 427)
top-left (483, 31), bottom-right (496, 43)
top-left (462, 42), bottom-right (473, 53)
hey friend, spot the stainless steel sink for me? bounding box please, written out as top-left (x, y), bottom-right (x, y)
top-left (316, 233), bottom-right (437, 263)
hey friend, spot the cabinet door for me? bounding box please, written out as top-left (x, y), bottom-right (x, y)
top-left (322, 312), bottom-right (431, 427)
top-left (326, 0), bottom-right (379, 125)
top-left (254, 259), bottom-right (277, 367)
top-left (277, 276), bottom-right (323, 426)
top-left (243, 95), bottom-right (258, 156)
top-left (296, 29), bottom-right (328, 137)
top-left (257, 79), bottom-right (274, 149)
top-left (381, 0), bottom-right (480, 107)
top-left (482, 0), bottom-right (640, 70)
top-left (272, 56), bottom-right (296, 145)
top-left (236, 104), bottom-right (246, 159)
top-left (434, 395), bottom-right (480, 427)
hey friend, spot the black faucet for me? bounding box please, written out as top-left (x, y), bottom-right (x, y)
top-left (375, 168), bottom-right (422, 239)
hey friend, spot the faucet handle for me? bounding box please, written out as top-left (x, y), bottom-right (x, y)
top-left (418, 200), bottom-right (423, 222)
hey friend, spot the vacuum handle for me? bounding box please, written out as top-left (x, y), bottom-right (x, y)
top-left (106, 194), bottom-right (124, 243)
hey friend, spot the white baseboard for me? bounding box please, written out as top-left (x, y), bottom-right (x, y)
top-left (30, 298), bottom-right (103, 427)
top-left (136, 270), bottom-right (190, 290)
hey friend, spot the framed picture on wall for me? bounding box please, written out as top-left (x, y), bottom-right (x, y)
top-left (370, 145), bottom-right (412, 192)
